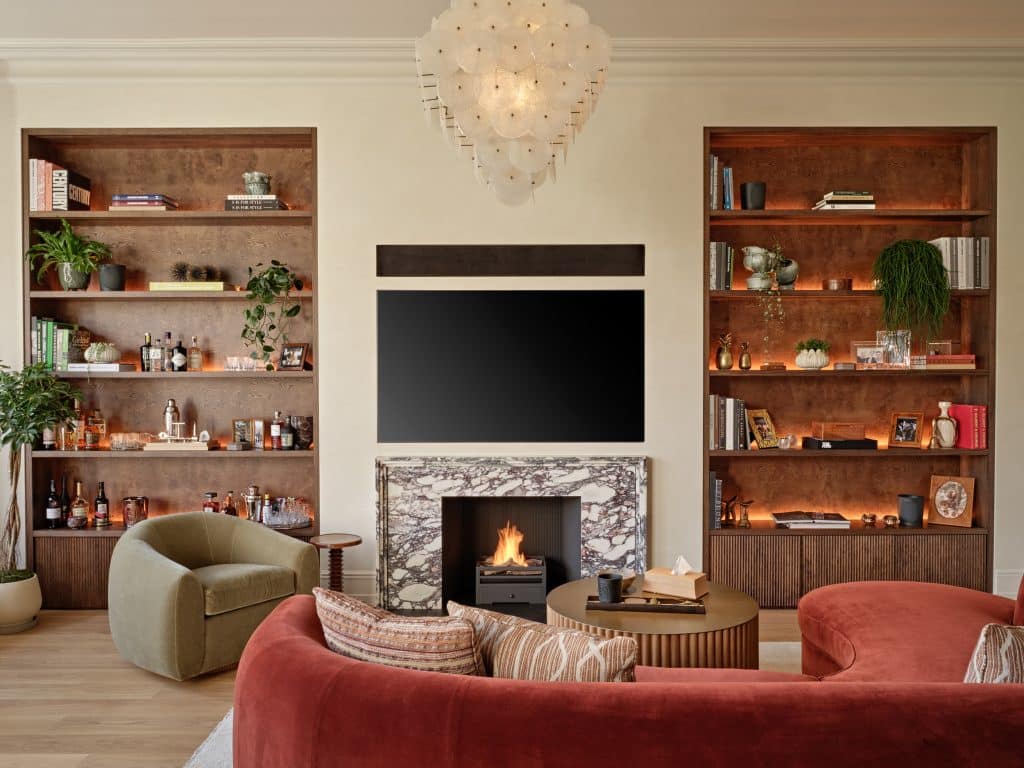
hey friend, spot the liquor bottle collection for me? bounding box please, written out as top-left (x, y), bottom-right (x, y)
top-left (139, 332), bottom-right (203, 372)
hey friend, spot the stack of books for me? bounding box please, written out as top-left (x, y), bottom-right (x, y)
top-left (707, 155), bottom-right (736, 211)
top-left (31, 317), bottom-right (77, 371)
top-left (709, 242), bottom-right (735, 289)
top-left (224, 194), bottom-right (288, 211)
top-left (928, 236), bottom-right (990, 289)
top-left (708, 471), bottom-right (723, 530)
top-left (910, 353), bottom-right (976, 371)
top-left (109, 194), bottom-right (179, 212)
top-left (28, 159), bottom-right (91, 211)
top-left (813, 191), bottom-right (875, 210)
top-left (708, 394), bottom-right (749, 451)
top-left (949, 404), bottom-right (988, 449)
top-left (771, 511), bottom-right (851, 530)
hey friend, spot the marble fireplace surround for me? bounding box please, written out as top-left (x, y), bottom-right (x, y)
top-left (376, 456), bottom-right (648, 610)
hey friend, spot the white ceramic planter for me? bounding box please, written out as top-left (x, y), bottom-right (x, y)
top-left (796, 349), bottom-right (830, 370)
top-left (0, 574), bottom-right (42, 634)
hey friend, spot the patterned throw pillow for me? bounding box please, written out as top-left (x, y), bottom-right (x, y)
top-left (314, 588), bottom-right (483, 676)
top-left (448, 601), bottom-right (561, 675)
top-left (964, 623), bottom-right (1024, 683)
top-left (492, 623), bottom-right (637, 683)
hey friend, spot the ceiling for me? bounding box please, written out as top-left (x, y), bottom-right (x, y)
top-left (2, 0), bottom-right (1024, 40)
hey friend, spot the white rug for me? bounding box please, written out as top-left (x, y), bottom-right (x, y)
top-left (183, 642), bottom-right (804, 767)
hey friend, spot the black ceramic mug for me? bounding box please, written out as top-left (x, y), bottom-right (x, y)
top-left (99, 264), bottom-right (126, 291)
top-left (740, 182), bottom-right (767, 210)
top-left (898, 494), bottom-right (925, 527)
top-left (597, 572), bottom-right (623, 603)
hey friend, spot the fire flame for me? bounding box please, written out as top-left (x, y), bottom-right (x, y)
top-left (491, 521), bottom-right (527, 567)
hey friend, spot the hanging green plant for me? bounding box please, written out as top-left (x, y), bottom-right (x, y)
top-left (872, 239), bottom-right (950, 341)
top-left (242, 261), bottom-right (304, 371)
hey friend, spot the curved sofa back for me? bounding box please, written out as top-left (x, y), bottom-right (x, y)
top-left (235, 596), bottom-right (1024, 768)
top-left (124, 511), bottom-right (249, 569)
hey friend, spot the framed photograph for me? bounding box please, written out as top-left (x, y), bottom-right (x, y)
top-left (232, 418), bottom-right (254, 445)
top-left (876, 330), bottom-right (912, 368)
top-left (928, 475), bottom-right (975, 527)
top-left (851, 340), bottom-right (885, 369)
top-left (252, 419), bottom-right (265, 451)
top-left (889, 412), bottom-right (924, 448)
top-left (279, 343), bottom-right (309, 371)
top-left (746, 408), bottom-right (779, 449)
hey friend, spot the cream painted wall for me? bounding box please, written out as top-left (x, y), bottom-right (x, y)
top-left (2, 70), bottom-right (1022, 595)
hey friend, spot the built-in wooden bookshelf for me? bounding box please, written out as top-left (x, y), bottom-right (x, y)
top-left (703, 127), bottom-right (996, 608)
top-left (21, 127), bottom-right (319, 608)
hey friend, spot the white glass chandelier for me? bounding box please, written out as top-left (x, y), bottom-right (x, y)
top-left (416, 0), bottom-right (611, 206)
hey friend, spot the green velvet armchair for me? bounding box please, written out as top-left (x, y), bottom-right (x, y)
top-left (108, 512), bottom-right (319, 680)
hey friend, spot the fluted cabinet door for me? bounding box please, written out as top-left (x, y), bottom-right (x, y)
top-left (891, 535), bottom-right (988, 591)
top-left (802, 535), bottom-right (896, 593)
top-left (34, 538), bottom-right (118, 609)
top-left (709, 536), bottom-right (801, 608)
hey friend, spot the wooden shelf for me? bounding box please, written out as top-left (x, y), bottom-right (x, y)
top-left (709, 289), bottom-right (990, 301)
top-left (50, 370), bottom-right (314, 380)
top-left (708, 209), bottom-right (991, 226)
top-left (709, 449), bottom-right (990, 459)
top-left (709, 521), bottom-right (989, 536)
top-left (709, 369), bottom-right (989, 378)
top-left (32, 449), bottom-right (315, 459)
top-left (28, 210), bottom-right (312, 225)
top-left (30, 290), bottom-right (314, 301)
top-left (33, 522), bottom-right (317, 539)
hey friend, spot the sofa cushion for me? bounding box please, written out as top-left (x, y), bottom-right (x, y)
top-left (965, 624), bottom-right (1024, 683)
top-left (635, 667), bottom-right (816, 683)
top-left (447, 601), bottom-right (560, 675)
top-left (492, 623), bottom-right (637, 683)
top-left (314, 588), bottom-right (483, 676)
top-left (1015, 576), bottom-right (1024, 626)
top-left (193, 563), bottom-right (295, 617)
top-left (799, 581), bottom-right (1015, 682)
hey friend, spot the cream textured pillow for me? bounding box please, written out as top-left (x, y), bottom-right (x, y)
top-left (314, 588), bottom-right (483, 676)
top-left (447, 601), bottom-right (560, 675)
top-left (493, 623), bottom-right (637, 683)
top-left (964, 623), bottom-right (1024, 683)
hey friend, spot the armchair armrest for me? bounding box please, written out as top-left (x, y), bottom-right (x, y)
top-left (107, 538), bottom-right (205, 681)
top-left (229, 520), bottom-right (320, 595)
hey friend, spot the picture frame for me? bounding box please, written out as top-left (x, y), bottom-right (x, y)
top-left (232, 418), bottom-right (254, 445)
top-left (851, 340), bottom-right (885, 369)
top-left (928, 475), bottom-right (975, 528)
top-left (889, 412), bottom-right (924, 448)
top-left (746, 408), bottom-right (779, 449)
top-left (279, 343), bottom-right (309, 371)
top-left (876, 330), bottom-right (912, 368)
top-left (252, 419), bottom-right (265, 451)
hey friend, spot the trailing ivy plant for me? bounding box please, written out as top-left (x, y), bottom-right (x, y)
top-left (872, 239), bottom-right (950, 342)
top-left (242, 261), bottom-right (304, 371)
top-left (24, 218), bottom-right (111, 282)
top-left (0, 363), bottom-right (80, 572)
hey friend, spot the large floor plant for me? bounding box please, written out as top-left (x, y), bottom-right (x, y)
top-left (0, 363), bottom-right (80, 571)
top-left (872, 239), bottom-right (951, 347)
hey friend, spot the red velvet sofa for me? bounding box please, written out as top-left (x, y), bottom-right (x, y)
top-left (234, 594), bottom-right (1024, 768)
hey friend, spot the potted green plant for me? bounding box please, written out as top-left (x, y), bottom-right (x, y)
top-left (0, 363), bottom-right (80, 633)
top-left (25, 218), bottom-right (112, 291)
top-left (795, 338), bottom-right (831, 370)
top-left (872, 239), bottom-right (951, 350)
top-left (242, 261), bottom-right (304, 371)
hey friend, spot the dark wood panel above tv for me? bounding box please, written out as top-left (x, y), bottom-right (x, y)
top-left (376, 244), bottom-right (645, 277)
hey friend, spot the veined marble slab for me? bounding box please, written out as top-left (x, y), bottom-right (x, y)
top-left (377, 456), bottom-right (648, 610)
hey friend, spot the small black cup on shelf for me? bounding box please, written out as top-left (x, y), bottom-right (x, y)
top-left (897, 494), bottom-right (925, 528)
top-left (597, 572), bottom-right (623, 603)
top-left (740, 182), bottom-right (767, 210)
top-left (99, 264), bottom-right (126, 291)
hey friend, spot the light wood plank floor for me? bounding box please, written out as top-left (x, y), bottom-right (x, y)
top-left (0, 609), bottom-right (800, 767)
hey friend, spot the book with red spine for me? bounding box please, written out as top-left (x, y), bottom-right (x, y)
top-left (949, 404), bottom-right (987, 449)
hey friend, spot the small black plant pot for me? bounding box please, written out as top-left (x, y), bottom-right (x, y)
top-left (897, 494), bottom-right (925, 528)
top-left (740, 182), bottom-right (767, 210)
top-left (99, 264), bottom-right (126, 291)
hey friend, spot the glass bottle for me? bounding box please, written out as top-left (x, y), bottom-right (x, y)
top-left (187, 336), bottom-right (203, 372)
top-left (260, 493), bottom-right (273, 524)
top-left (150, 334), bottom-right (163, 372)
top-left (45, 479), bottom-right (62, 529)
top-left (94, 481), bottom-right (110, 527)
top-left (68, 480), bottom-right (89, 529)
top-left (172, 338), bottom-right (188, 372)
top-left (222, 491), bottom-right (237, 517)
top-left (163, 399), bottom-right (180, 436)
top-left (270, 411), bottom-right (283, 450)
top-left (279, 414), bottom-right (294, 450)
top-left (140, 333), bottom-right (153, 373)
top-left (202, 492), bottom-right (219, 514)
top-left (162, 331), bottom-right (174, 372)
top-left (72, 399), bottom-right (86, 451)
top-left (85, 408), bottom-right (104, 450)
top-left (59, 473), bottom-right (71, 525)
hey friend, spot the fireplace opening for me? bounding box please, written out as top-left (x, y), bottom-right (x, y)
top-left (442, 497), bottom-right (582, 615)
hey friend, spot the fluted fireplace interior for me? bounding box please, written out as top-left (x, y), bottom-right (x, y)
top-left (442, 497), bottom-right (582, 608)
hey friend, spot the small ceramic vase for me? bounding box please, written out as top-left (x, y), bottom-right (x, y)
top-left (932, 401), bottom-right (958, 449)
top-left (775, 259), bottom-right (799, 289)
top-left (739, 345), bottom-right (752, 370)
top-left (243, 171), bottom-right (271, 195)
top-left (796, 349), bottom-right (830, 370)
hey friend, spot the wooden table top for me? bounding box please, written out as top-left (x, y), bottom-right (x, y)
top-left (546, 577), bottom-right (758, 635)
top-left (308, 534), bottom-right (362, 550)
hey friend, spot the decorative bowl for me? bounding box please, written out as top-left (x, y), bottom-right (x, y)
top-left (822, 278), bottom-right (853, 291)
top-left (84, 342), bottom-right (120, 364)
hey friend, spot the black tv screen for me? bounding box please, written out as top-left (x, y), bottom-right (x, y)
top-left (377, 290), bottom-right (644, 442)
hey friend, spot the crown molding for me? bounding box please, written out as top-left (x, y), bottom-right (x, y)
top-left (1, 36), bottom-right (1023, 83)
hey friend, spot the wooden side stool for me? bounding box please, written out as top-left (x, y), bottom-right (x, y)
top-left (309, 534), bottom-right (362, 592)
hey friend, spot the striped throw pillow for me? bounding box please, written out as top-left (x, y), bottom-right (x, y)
top-left (314, 588), bottom-right (483, 676)
top-left (964, 623), bottom-right (1024, 683)
top-left (493, 623), bottom-right (637, 683)
top-left (447, 601), bottom-right (562, 675)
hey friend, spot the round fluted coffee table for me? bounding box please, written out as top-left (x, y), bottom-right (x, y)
top-left (309, 534), bottom-right (362, 592)
top-left (546, 577), bottom-right (759, 669)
